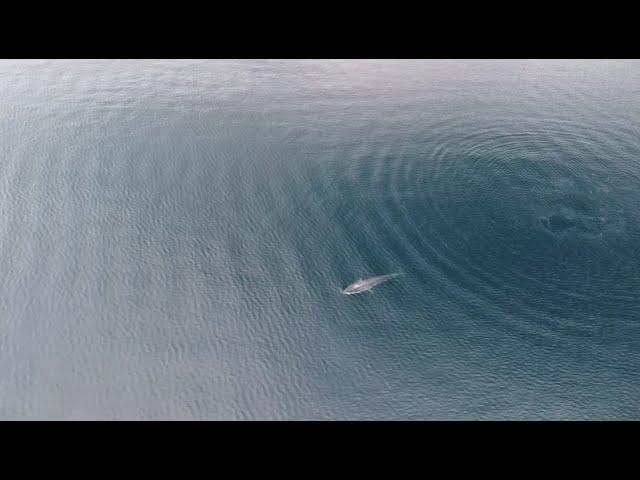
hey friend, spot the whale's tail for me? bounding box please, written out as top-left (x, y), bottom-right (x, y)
top-left (372, 272), bottom-right (404, 285)
top-left (385, 272), bottom-right (404, 279)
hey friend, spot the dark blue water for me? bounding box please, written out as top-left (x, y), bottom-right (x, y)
top-left (1, 60), bottom-right (639, 419)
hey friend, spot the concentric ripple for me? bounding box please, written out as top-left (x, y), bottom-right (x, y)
top-left (3, 60), bottom-right (640, 419)
top-left (298, 107), bottom-right (640, 343)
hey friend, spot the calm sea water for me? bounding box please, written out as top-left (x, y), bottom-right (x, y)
top-left (1, 60), bottom-right (639, 419)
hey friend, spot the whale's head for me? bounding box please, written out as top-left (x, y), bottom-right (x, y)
top-left (343, 279), bottom-right (365, 294)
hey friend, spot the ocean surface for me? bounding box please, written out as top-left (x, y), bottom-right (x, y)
top-left (1, 60), bottom-right (639, 419)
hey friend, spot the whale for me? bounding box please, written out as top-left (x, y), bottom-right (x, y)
top-left (342, 273), bottom-right (402, 295)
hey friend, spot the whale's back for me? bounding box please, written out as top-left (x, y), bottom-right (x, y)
top-left (342, 273), bottom-right (402, 294)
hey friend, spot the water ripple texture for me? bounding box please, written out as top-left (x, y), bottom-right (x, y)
top-left (1, 60), bottom-right (639, 419)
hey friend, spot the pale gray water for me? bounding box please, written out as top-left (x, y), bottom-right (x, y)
top-left (1, 60), bottom-right (639, 419)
